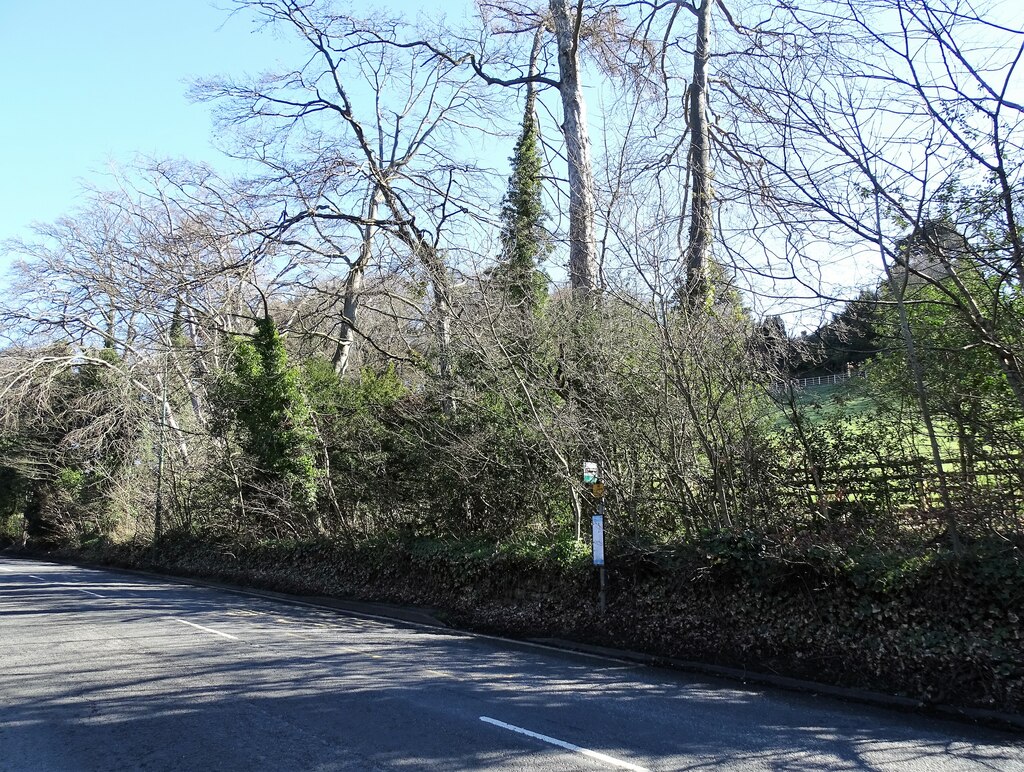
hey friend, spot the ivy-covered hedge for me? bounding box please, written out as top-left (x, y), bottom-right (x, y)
top-left (43, 532), bottom-right (1024, 714)
top-left (609, 536), bottom-right (1023, 711)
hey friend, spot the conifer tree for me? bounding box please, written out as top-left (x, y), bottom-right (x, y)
top-left (217, 316), bottom-right (318, 508)
top-left (497, 88), bottom-right (548, 313)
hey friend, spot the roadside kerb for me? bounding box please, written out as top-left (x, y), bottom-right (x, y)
top-left (4, 547), bottom-right (1022, 733)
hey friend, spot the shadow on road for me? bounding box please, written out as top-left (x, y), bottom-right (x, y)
top-left (2, 564), bottom-right (1022, 771)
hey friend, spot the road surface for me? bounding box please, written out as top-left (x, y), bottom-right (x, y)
top-left (1, 555), bottom-right (1021, 771)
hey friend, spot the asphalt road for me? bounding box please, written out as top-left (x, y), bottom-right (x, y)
top-left (1, 556), bottom-right (1021, 771)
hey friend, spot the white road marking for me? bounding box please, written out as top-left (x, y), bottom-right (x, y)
top-left (0, 567), bottom-right (13, 572)
top-left (6, 561), bottom-right (635, 677)
top-left (480, 716), bottom-right (651, 771)
top-left (74, 565), bottom-right (635, 667)
top-left (179, 581), bottom-right (634, 665)
top-left (469, 632), bottom-right (633, 665)
top-left (27, 575), bottom-right (47, 582)
top-left (171, 618), bottom-right (240, 641)
top-left (74, 589), bottom-right (105, 598)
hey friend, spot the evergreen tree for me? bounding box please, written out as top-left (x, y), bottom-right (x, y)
top-left (217, 317), bottom-right (318, 508)
top-left (497, 89), bottom-right (549, 312)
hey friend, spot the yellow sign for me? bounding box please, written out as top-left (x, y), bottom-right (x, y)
top-left (591, 482), bottom-right (606, 499)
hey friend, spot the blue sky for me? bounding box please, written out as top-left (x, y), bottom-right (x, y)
top-left (0, 0), bottom-right (469, 255)
top-left (2, 1), bottom-right (258, 247)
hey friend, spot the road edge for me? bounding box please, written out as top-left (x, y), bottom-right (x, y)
top-left (4, 547), bottom-right (1022, 734)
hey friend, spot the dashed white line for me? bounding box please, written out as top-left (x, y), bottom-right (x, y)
top-left (2, 570), bottom-right (106, 598)
top-left (480, 716), bottom-right (651, 771)
top-left (171, 618), bottom-right (240, 641)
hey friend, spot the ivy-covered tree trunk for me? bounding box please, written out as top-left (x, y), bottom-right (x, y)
top-left (683, 0), bottom-right (713, 304)
top-left (217, 316), bottom-right (319, 516)
top-left (497, 28), bottom-right (548, 314)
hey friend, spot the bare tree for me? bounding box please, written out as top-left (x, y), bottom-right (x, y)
top-left (546, 0), bottom-right (600, 291)
top-left (198, 1), bottom-right (500, 411)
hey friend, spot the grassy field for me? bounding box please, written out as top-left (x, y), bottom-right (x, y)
top-left (771, 378), bottom-right (876, 426)
top-left (772, 378), bottom-right (966, 459)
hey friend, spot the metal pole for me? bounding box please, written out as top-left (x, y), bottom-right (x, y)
top-left (154, 362), bottom-right (168, 543)
top-left (597, 498), bottom-right (606, 614)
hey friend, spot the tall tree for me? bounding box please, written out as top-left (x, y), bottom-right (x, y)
top-left (393, 1), bottom-right (603, 292)
top-left (548, 0), bottom-right (599, 293)
top-left (496, 33), bottom-right (549, 312)
top-left (215, 316), bottom-right (319, 510)
top-left (682, 0), bottom-right (714, 303)
top-left (203, 1), bottom-right (490, 413)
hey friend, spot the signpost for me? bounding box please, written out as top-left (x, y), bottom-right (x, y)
top-left (591, 514), bottom-right (605, 566)
top-left (593, 507), bottom-right (606, 614)
top-left (584, 460), bottom-right (607, 614)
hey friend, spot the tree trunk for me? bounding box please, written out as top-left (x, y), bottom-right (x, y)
top-left (550, 0), bottom-right (599, 293)
top-left (333, 185), bottom-right (383, 377)
top-left (376, 180), bottom-right (457, 413)
top-left (684, 0), bottom-right (713, 303)
top-left (430, 264), bottom-right (457, 415)
top-left (155, 371), bottom-right (190, 464)
top-left (877, 197), bottom-right (960, 555)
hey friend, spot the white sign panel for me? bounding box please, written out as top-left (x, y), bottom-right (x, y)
top-left (592, 515), bottom-right (605, 565)
top-left (583, 461), bottom-right (599, 484)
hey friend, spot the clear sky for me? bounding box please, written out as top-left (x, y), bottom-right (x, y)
top-left (2, 1), bottom-right (250, 247)
top-left (0, 0), bottom-right (469, 255)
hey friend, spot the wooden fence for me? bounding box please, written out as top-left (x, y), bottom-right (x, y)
top-left (779, 453), bottom-right (1024, 528)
